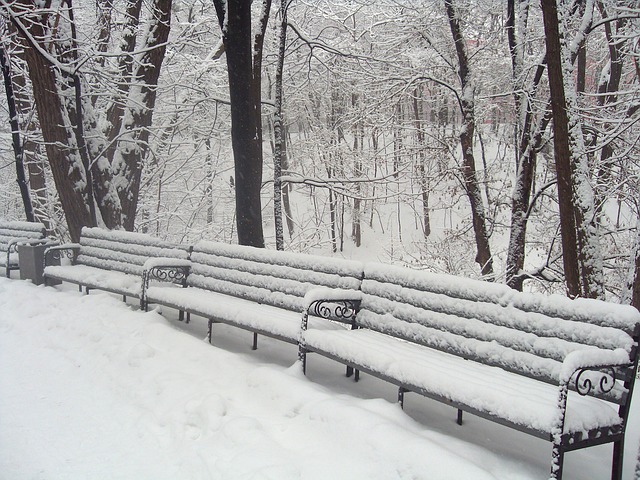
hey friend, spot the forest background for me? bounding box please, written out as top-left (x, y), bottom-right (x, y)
top-left (0, 0), bottom-right (639, 306)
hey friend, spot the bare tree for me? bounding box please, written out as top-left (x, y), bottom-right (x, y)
top-left (445, 0), bottom-right (494, 278)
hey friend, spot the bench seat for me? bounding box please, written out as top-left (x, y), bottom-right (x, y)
top-left (303, 327), bottom-right (622, 436)
top-left (300, 263), bottom-right (640, 480)
top-left (43, 227), bottom-right (189, 301)
top-left (146, 284), bottom-right (348, 344)
top-left (144, 239), bottom-right (364, 349)
top-left (45, 264), bottom-right (145, 298)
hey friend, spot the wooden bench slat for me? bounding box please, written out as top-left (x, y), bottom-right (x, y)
top-left (362, 280), bottom-right (636, 354)
top-left (44, 227), bottom-right (189, 300)
top-left (0, 220), bottom-right (47, 277)
top-left (364, 263), bottom-right (640, 333)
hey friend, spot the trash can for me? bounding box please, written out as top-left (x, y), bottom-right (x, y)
top-left (18, 240), bottom-right (60, 285)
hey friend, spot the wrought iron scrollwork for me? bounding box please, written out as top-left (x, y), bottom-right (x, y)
top-left (44, 246), bottom-right (78, 266)
top-left (308, 299), bottom-right (360, 321)
top-left (149, 267), bottom-right (189, 284)
top-left (574, 367), bottom-right (617, 396)
top-left (147, 265), bottom-right (189, 286)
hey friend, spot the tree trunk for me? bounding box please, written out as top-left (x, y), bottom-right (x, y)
top-left (541, 0), bottom-right (581, 297)
top-left (273, 0), bottom-right (288, 250)
top-left (13, 2), bottom-right (93, 241)
top-left (0, 45), bottom-right (34, 222)
top-left (412, 90), bottom-right (431, 239)
top-left (445, 0), bottom-right (493, 278)
top-left (114, 0), bottom-right (172, 231)
top-left (214, 0), bottom-right (268, 248)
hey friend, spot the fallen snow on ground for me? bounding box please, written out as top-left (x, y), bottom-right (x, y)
top-left (0, 277), bottom-right (638, 479)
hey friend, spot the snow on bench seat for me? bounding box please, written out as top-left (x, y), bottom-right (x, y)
top-left (302, 327), bottom-right (622, 436)
top-left (43, 227), bottom-right (189, 301)
top-left (144, 240), bottom-right (364, 348)
top-left (44, 264), bottom-right (144, 298)
top-left (146, 284), bottom-right (347, 344)
top-left (299, 262), bottom-right (640, 480)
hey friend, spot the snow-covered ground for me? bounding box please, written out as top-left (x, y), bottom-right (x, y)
top-left (1, 277), bottom-right (638, 480)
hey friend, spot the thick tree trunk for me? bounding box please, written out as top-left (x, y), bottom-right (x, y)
top-left (13, 2), bottom-right (93, 241)
top-left (114, 0), bottom-right (172, 231)
top-left (541, 0), bottom-right (581, 297)
top-left (214, 0), bottom-right (268, 248)
top-left (10, 33), bottom-right (50, 228)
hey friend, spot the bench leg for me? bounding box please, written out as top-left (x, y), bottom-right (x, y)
top-left (178, 310), bottom-right (184, 322)
top-left (252, 333), bottom-right (258, 350)
top-left (186, 312), bottom-right (191, 324)
top-left (78, 284), bottom-right (82, 293)
top-left (550, 443), bottom-right (565, 480)
top-left (207, 319), bottom-right (213, 344)
top-left (354, 369), bottom-right (360, 382)
top-left (398, 387), bottom-right (406, 409)
top-left (122, 295), bottom-right (127, 303)
top-left (298, 347), bottom-right (307, 375)
top-left (611, 438), bottom-right (624, 480)
top-left (346, 366), bottom-right (353, 377)
top-left (457, 409), bottom-right (463, 426)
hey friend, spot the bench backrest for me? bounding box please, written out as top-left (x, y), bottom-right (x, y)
top-left (0, 220), bottom-right (46, 248)
top-left (76, 227), bottom-right (190, 276)
top-left (358, 263), bottom-right (640, 395)
top-left (189, 240), bottom-right (364, 312)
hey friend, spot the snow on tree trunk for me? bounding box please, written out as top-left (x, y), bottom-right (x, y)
top-left (445, 0), bottom-right (494, 279)
top-left (273, 0), bottom-right (289, 251)
top-left (0, 44), bottom-right (34, 222)
top-left (112, 0), bottom-right (172, 231)
top-left (13, 2), bottom-right (94, 242)
top-left (558, 0), bottom-right (604, 299)
top-left (541, 0), bottom-right (582, 298)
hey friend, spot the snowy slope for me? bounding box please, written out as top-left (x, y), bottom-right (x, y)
top-left (0, 277), bottom-right (638, 479)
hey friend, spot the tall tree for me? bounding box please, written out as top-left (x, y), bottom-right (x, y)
top-left (3, 0), bottom-right (172, 240)
top-left (541, 0), bottom-right (604, 298)
top-left (445, 0), bottom-right (494, 278)
top-left (0, 42), bottom-right (34, 222)
top-left (213, 0), bottom-right (270, 248)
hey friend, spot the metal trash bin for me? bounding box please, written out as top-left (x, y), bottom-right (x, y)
top-left (18, 240), bottom-right (60, 285)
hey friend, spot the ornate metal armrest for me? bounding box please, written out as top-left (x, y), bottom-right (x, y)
top-left (554, 349), bottom-right (632, 437)
top-left (44, 243), bottom-right (80, 266)
top-left (140, 258), bottom-right (191, 310)
top-left (301, 288), bottom-right (362, 331)
top-left (560, 348), bottom-right (631, 393)
top-left (142, 258), bottom-right (191, 286)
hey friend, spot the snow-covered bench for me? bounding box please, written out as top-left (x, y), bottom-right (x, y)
top-left (0, 220), bottom-right (47, 278)
top-left (299, 263), bottom-right (640, 480)
top-left (43, 227), bottom-right (190, 304)
top-left (143, 240), bottom-right (364, 349)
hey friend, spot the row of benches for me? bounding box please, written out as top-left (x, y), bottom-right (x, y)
top-left (4, 224), bottom-right (638, 480)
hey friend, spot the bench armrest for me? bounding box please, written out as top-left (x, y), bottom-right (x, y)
top-left (141, 258), bottom-right (191, 310)
top-left (44, 243), bottom-right (81, 266)
top-left (142, 258), bottom-right (191, 283)
top-left (560, 348), bottom-right (631, 384)
top-left (301, 288), bottom-right (362, 331)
